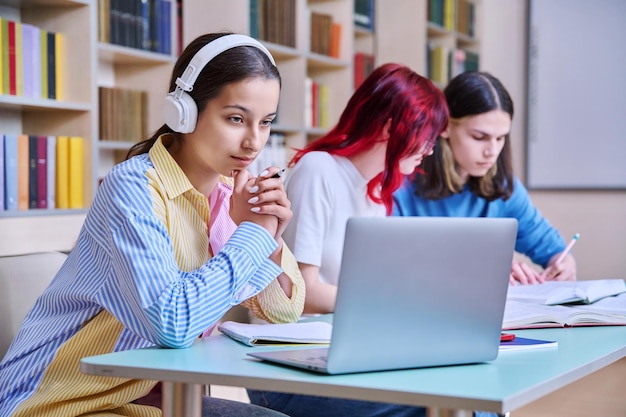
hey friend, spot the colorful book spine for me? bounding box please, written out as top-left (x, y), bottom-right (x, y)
top-left (249, 0), bottom-right (259, 39)
top-left (28, 135), bottom-right (38, 208)
top-left (17, 134), bottom-right (29, 210)
top-left (7, 20), bottom-right (16, 95)
top-left (0, 17), bottom-right (4, 95)
top-left (47, 135), bottom-right (56, 209)
top-left (54, 31), bottom-right (64, 100)
top-left (0, 135), bottom-right (4, 211)
top-left (40, 29), bottom-right (48, 99)
top-left (15, 21), bottom-right (23, 96)
top-left (55, 135), bottom-right (69, 209)
top-left (3, 134), bottom-right (18, 210)
top-left (160, 0), bottom-right (171, 54)
top-left (21, 23), bottom-right (35, 98)
top-left (37, 135), bottom-right (48, 209)
top-left (47, 31), bottom-right (56, 99)
top-left (68, 136), bottom-right (84, 209)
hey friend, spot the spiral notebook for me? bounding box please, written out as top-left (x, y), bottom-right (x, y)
top-left (248, 216), bottom-right (518, 374)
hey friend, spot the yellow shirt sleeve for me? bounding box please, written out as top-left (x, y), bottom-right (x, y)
top-left (241, 244), bottom-right (305, 323)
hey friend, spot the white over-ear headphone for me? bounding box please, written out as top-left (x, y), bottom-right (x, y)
top-left (163, 34), bottom-right (276, 133)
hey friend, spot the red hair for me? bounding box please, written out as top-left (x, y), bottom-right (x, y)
top-left (290, 63), bottom-right (449, 214)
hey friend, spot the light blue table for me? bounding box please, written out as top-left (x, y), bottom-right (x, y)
top-left (80, 326), bottom-right (626, 417)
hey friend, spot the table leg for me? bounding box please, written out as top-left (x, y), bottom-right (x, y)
top-left (162, 381), bottom-right (203, 417)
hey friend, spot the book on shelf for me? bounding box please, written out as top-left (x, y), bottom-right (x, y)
top-left (46, 135), bottom-right (57, 209)
top-left (21, 23), bottom-right (42, 99)
top-left (99, 86), bottom-right (148, 142)
top-left (328, 22), bottom-right (342, 59)
top-left (28, 135), bottom-right (39, 209)
top-left (17, 134), bottom-right (28, 210)
top-left (443, 0), bottom-right (455, 31)
top-left (3, 134), bottom-right (18, 210)
top-left (7, 19), bottom-right (17, 96)
top-left (0, 135), bottom-right (4, 210)
top-left (502, 297), bottom-right (626, 330)
top-left (499, 336), bottom-right (558, 352)
top-left (68, 136), bottom-right (84, 209)
top-left (56, 135), bottom-right (69, 209)
top-left (217, 320), bottom-right (332, 347)
top-left (47, 31), bottom-right (56, 100)
top-left (507, 279), bottom-right (626, 306)
top-left (54, 31), bottom-right (64, 100)
top-left (354, 51), bottom-right (374, 89)
top-left (0, 17), bottom-right (62, 100)
top-left (41, 28), bottom-right (48, 99)
top-left (354, 0), bottom-right (374, 30)
top-left (1, 133), bottom-right (80, 212)
top-left (428, 0), bottom-right (445, 27)
top-left (456, 0), bottom-right (476, 38)
top-left (0, 17), bottom-right (4, 95)
top-left (104, 0), bottom-right (172, 54)
top-left (36, 135), bottom-right (48, 209)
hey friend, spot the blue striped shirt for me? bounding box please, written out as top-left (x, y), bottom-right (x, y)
top-left (0, 136), bottom-right (304, 417)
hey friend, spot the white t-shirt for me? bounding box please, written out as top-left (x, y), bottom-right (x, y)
top-left (283, 151), bottom-right (385, 286)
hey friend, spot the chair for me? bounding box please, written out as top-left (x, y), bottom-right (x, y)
top-left (0, 251), bottom-right (68, 357)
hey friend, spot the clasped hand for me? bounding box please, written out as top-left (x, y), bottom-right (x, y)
top-left (229, 168), bottom-right (292, 241)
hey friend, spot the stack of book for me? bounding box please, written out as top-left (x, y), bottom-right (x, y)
top-left (304, 78), bottom-right (331, 129)
top-left (309, 11), bottom-right (341, 58)
top-left (98, 87), bottom-right (148, 143)
top-left (249, 0), bottom-right (296, 48)
top-left (0, 17), bottom-right (63, 100)
top-left (1, 134), bottom-right (84, 211)
top-left (98, 0), bottom-right (173, 55)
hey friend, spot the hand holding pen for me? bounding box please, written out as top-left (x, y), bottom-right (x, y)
top-left (247, 167), bottom-right (291, 239)
top-left (541, 233), bottom-right (579, 282)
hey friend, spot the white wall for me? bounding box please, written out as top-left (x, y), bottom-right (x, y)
top-left (480, 0), bottom-right (626, 280)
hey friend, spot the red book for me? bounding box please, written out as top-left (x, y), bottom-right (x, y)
top-left (37, 135), bottom-right (48, 208)
top-left (8, 20), bottom-right (16, 95)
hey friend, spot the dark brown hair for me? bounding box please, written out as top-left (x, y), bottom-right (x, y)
top-left (126, 33), bottom-right (280, 159)
top-left (414, 71), bottom-right (514, 201)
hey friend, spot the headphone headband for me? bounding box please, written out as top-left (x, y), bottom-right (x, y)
top-left (175, 34), bottom-right (276, 93)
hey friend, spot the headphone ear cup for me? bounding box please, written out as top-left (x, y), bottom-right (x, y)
top-left (163, 91), bottom-right (198, 133)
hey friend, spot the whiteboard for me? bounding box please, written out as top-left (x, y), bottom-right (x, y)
top-left (526, 0), bottom-right (626, 189)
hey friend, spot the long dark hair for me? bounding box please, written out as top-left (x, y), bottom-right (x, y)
top-left (414, 71), bottom-right (515, 201)
top-left (290, 63), bottom-right (448, 214)
top-left (126, 32), bottom-right (281, 159)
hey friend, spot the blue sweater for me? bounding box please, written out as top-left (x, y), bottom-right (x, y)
top-left (392, 176), bottom-right (565, 267)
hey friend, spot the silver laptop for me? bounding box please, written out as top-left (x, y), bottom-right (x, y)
top-left (248, 216), bottom-right (517, 374)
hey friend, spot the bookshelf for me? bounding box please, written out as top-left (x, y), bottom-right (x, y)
top-left (1, 0), bottom-right (482, 256)
top-left (0, 0), bottom-right (177, 256)
top-left (375, 0), bottom-right (480, 87)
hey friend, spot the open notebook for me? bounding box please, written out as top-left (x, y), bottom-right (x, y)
top-left (248, 216), bottom-right (518, 374)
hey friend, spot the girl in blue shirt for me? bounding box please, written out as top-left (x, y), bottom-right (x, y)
top-left (393, 71), bottom-right (577, 284)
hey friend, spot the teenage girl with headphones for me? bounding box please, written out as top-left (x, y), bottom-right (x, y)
top-left (0, 33), bottom-right (302, 417)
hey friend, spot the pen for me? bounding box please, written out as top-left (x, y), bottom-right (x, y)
top-left (555, 233), bottom-right (580, 264)
top-left (271, 168), bottom-right (286, 179)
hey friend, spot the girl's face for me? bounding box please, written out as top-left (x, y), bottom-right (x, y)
top-left (444, 109), bottom-right (511, 181)
top-left (182, 77), bottom-right (280, 179)
top-left (398, 145), bottom-right (434, 175)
